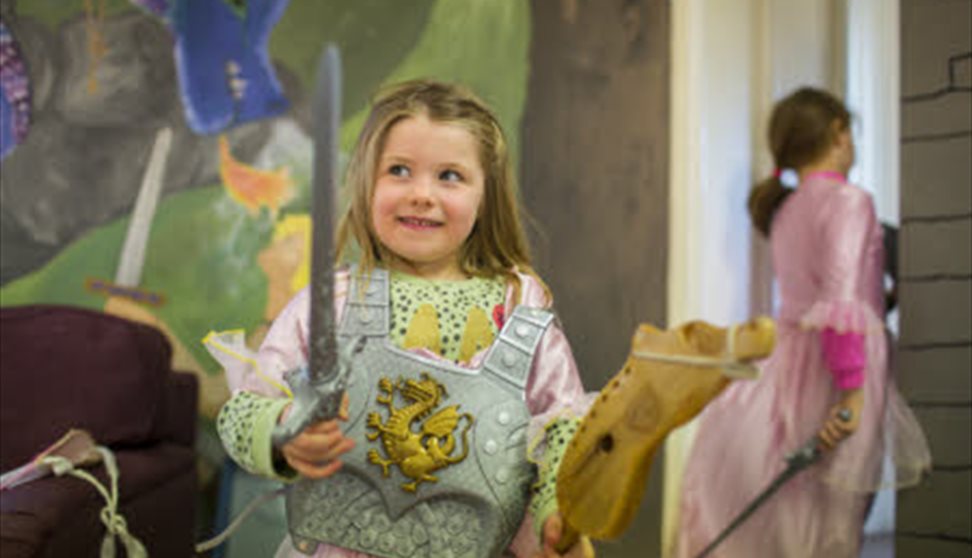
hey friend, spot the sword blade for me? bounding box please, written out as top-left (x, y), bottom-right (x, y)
top-left (116, 127), bottom-right (172, 287)
top-left (695, 437), bottom-right (822, 558)
top-left (270, 45), bottom-right (350, 447)
top-left (308, 44), bottom-right (341, 384)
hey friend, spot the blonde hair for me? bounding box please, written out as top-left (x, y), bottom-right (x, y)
top-left (335, 79), bottom-right (550, 305)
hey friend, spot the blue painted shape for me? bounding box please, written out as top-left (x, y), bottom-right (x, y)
top-left (0, 20), bottom-right (31, 159)
top-left (0, 90), bottom-right (14, 159)
top-left (170, 0), bottom-right (291, 134)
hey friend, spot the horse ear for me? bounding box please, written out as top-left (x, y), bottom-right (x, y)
top-left (677, 321), bottom-right (724, 355)
top-left (633, 323), bottom-right (664, 345)
top-left (638, 323), bottom-right (663, 335)
top-left (674, 321), bottom-right (702, 348)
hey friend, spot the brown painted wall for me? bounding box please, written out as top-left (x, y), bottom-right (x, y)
top-left (521, 1), bottom-right (669, 555)
top-left (897, 1), bottom-right (972, 556)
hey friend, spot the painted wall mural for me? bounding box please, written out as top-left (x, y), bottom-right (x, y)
top-left (1, 3), bottom-right (676, 554)
top-left (0, 0), bottom-right (529, 426)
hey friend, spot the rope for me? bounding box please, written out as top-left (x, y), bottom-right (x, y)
top-left (41, 447), bottom-right (148, 558)
top-left (630, 325), bottom-right (760, 379)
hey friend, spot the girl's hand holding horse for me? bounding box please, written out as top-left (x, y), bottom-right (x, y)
top-left (533, 513), bottom-right (595, 558)
top-left (278, 393), bottom-right (355, 479)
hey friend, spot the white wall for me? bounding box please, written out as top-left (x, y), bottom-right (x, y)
top-left (846, 0), bottom-right (901, 225)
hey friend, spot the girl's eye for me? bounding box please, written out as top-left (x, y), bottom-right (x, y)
top-left (439, 169), bottom-right (463, 182)
top-left (389, 164), bottom-right (410, 178)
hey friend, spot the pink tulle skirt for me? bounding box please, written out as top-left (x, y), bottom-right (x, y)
top-left (675, 319), bottom-right (930, 558)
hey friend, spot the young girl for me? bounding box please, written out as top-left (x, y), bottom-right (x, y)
top-left (208, 80), bottom-right (594, 558)
top-left (675, 87), bottom-right (930, 557)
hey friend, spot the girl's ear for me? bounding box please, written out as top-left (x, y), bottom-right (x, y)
top-left (830, 119), bottom-right (850, 146)
top-left (831, 120), bottom-right (854, 168)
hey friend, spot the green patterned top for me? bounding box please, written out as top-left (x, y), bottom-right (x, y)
top-left (387, 271), bottom-right (506, 363)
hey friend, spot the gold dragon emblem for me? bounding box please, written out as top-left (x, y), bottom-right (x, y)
top-left (366, 373), bottom-right (474, 492)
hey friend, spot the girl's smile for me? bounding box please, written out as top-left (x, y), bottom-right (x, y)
top-left (371, 113), bottom-right (485, 280)
top-left (397, 216), bottom-right (444, 229)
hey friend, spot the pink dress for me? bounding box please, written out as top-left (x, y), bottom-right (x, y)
top-left (676, 174), bottom-right (930, 558)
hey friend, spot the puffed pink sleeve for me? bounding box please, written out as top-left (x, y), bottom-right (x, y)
top-left (510, 271), bottom-right (591, 419)
top-left (524, 322), bottom-right (589, 418)
top-left (799, 188), bottom-right (881, 389)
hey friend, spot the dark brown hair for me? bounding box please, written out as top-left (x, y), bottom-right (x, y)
top-left (748, 87), bottom-right (851, 236)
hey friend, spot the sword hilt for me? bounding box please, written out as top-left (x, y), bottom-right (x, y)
top-left (784, 436), bottom-right (823, 469)
top-left (787, 408), bottom-right (855, 468)
top-left (271, 337), bottom-right (365, 448)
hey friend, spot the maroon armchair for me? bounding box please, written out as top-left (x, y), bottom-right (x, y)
top-left (0, 305), bottom-right (199, 557)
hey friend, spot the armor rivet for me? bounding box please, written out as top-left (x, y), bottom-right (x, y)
top-left (501, 351), bottom-right (517, 367)
top-left (484, 439), bottom-right (498, 454)
top-left (498, 411), bottom-right (511, 425)
top-left (496, 468), bottom-right (510, 483)
top-left (515, 324), bottom-right (530, 338)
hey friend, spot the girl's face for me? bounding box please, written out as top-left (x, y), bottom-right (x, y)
top-left (371, 114), bottom-right (485, 280)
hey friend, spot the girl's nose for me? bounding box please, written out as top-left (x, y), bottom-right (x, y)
top-left (408, 176), bottom-right (434, 205)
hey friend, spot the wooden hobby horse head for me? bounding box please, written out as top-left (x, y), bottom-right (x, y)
top-left (556, 316), bottom-right (776, 542)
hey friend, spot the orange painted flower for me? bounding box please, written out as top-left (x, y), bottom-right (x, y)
top-left (218, 135), bottom-right (294, 215)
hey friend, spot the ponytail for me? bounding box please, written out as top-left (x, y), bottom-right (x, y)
top-left (748, 176), bottom-right (793, 236)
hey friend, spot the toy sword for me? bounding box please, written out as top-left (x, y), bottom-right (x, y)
top-left (271, 44), bottom-right (356, 447)
top-left (196, 55), bottom-right (355, 551)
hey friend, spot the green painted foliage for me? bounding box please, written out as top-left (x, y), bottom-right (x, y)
top-left (269, 0), bottom-right (436, 118)
top-left (1, 186), bottom-right (272, 373)
top-left (339, 0), bottom-right (530, 162)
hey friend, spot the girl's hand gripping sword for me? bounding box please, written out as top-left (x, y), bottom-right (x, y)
top-left (270, 45), bottom-right (361, 448)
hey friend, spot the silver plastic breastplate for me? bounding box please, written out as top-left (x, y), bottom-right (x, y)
top-left (285, 269), bottom-right (552, 558)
